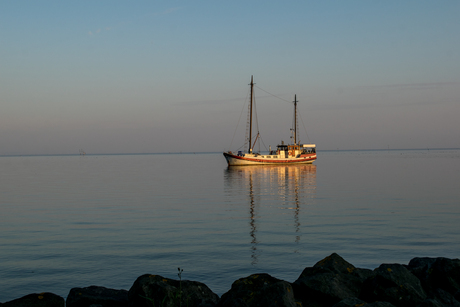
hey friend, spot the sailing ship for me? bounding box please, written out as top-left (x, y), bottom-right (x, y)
top-left (223, 76), bottom-right (317, 166)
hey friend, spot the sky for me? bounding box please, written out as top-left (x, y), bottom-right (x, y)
top-left (1, 1), bottom-right (459, 154)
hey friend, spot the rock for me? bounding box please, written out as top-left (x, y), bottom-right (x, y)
top-left (66, 285), bottom-right (129, 307)
top-left (405, 257), bottom-right (437, 280)
top-left (363, 303), bottom-right (396, 307)
top-left (128, 274), bottom-right (219, 307)
top-left (332, 297), bottom-right (397, 307)
top-left (417, 288), bottom-right (460, 307)
top-left (2, 292), bottom-right (64, 307)
top-left (407, 257), bottom-right (460, 297)
top-left (360, 263), bottom-right (426, 307)
top-left (293, 253), bottom-right (374, 306)
top-left (332, 297), bottom-right (367, 307)
top-left (333, 298), bottom-right (398, 307)
top-left (216, 273), bottom-right (299, 307)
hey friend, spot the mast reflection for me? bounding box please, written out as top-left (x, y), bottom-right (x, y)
top-left (248, 172), bottom-right (257, 264)
top-left (224, 164), bottom-right (317, 264)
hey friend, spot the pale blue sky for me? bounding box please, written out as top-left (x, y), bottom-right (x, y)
top-left (1, 1), bottom-right (459, 154)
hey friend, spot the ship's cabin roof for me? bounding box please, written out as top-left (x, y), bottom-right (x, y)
top-left (277, 143), bottom-right (316, 150)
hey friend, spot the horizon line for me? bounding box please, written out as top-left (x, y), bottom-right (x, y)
top-left (1, 147), bottom-right (459, 157)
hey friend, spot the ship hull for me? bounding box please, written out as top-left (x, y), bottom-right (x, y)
top-left (223, 152), bottom-right (316, 166)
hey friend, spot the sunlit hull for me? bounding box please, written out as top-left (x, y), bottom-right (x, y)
top-left (223, 152), bottom-right (316, 166)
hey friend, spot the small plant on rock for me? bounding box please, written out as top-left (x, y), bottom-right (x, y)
top-left (176, 267), bottom-right (184, 307)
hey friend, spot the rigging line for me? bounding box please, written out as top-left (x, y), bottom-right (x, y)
top-left (259, 135), bottom-right (269, 152)
top-left (299, 113), bottom-right (311, 144)
top-left (236, 142), bottom-right (246, 151)
top-left (229, 87), bottom-right (251, 150)
top-left (254, 85), bottom-right (292, 103)
top-left (253, 93), bottom-right (260, 134)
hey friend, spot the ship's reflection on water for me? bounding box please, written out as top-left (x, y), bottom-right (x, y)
top-left (224, 164), bottom-right (317, 264)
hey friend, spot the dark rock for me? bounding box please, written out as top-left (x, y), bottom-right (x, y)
top-left (332, 297), bottom-right (367, 307)
top-left (405, 257), bottom-right (437, 280)
top-left (129, 274), bottom-right (219, 307)
top-left (2, 292), bottom-right (64, 307)
top-left (364, 303), bottom-right (396, 307)
top-left (417, 288), bottom-right (460, 307)
top-left (416, 299), bottom-right (444, 307)
top-left (407, 257), bottom-right (460, 297)
top-left (332, 297), bottom-right (397, 307)
top-left (216, 273), bottom-right (300, 307)
top-left (66, 285), bottom-right (129, 307)
top-left (360, 263), bottom-right (426, 307)
top-left (293, 253), bottom-right (374, 306)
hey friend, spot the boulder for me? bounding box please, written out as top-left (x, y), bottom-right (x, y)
top-left (2, 292), bottom-right (64, 307)
top-left (363, 303), bottom-right (397, 307)
top-left (66, 285), bottom-right (129, 307)
top-left (333, 297), bottom-right (397, 307)
top-left (407, 257), bottom-right (460, 297)
top-left (293, 253), bottom-right (374, 306)
top-left (128, 274), bottom-right (219, 307)
top-left (332, 297), bottom-right (367, 307)
top-left (216, 273), bottom-right (300, 307)
top-left (417, 288), bottom-right (460, 307)
top-left (360, 263), bottom-right (426, 307)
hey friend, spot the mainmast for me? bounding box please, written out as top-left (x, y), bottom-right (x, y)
top-left (248, 75), bottom-right (254, 153)
top-left (294, 94), bottom-right (298, 145)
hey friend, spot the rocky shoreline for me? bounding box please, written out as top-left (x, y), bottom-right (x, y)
top-left (1, 253), bottom-right (459, 307)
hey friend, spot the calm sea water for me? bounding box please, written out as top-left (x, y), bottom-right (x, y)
top-left (1, 150), bottom-right (459, 302)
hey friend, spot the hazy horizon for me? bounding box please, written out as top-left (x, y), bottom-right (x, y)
top-left (2, 1), bottom-right (459, 155)
top-left (2, 147), bottom-right (460, 157)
